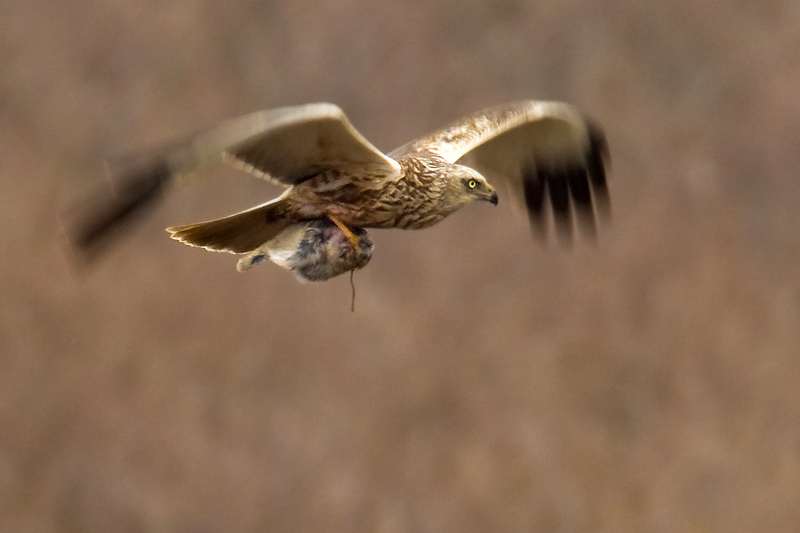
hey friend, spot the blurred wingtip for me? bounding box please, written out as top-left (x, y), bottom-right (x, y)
top-left (63, 159), bottom-right (173, 262)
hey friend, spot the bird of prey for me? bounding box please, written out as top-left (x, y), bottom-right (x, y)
top-left (71, 101), bottom-right (608, 281)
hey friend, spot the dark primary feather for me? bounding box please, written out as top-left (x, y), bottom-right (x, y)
top-left (566, 166), bottom-right (596, 238)
top-left (69, 160), bottom-right (172, 256)
top-left (521, 126), bottom-right (610, 244)
top-left (586, 124), bottom-right (611, 216)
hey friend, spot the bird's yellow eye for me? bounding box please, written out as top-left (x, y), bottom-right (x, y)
top-left (467, 179), bottom-right (478, 189)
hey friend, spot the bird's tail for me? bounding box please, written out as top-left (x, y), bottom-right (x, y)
top-left (166, 198), bottom-right (293, 254)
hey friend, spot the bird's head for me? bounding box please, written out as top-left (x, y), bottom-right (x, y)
top-left (445, 164), bottom-right (499, 208)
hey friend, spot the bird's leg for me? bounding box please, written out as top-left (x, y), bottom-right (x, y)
top-left (327, 214), bottom-right (361, 250)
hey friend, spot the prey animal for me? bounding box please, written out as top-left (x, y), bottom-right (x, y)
top-left (72, 101), bottom-right (609, 281)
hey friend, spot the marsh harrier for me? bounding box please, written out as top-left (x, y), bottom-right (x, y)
top-left (74, 101), bottom-right (609, 281)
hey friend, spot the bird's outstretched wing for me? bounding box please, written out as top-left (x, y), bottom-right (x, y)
top-left (219, 103), bottom-right (400, 187)
top-left (69, 103), bottom-right (400, 255)
top-left (392, 101), bottom-right (609, 243)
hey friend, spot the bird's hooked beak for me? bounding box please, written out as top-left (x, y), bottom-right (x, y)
top-left (486, 188), bottom-right (499, 205)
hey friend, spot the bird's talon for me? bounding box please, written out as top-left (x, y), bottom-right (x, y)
top-left (327, 215), bottom-right (360, 250)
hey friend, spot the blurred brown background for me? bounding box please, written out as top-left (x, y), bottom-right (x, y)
top-left (2, 0), bottom-right (800, 531)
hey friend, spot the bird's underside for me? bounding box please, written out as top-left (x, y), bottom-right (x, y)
top-left (69, 100), bottom-right (610, 282)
